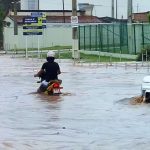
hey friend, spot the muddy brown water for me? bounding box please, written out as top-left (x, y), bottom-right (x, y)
top-left (0, 55), bottom-right (150, 150)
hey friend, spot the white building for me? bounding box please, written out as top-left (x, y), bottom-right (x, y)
top-left (3, 9), bottom-right (100, 51)
top-left (21, 0), bottom-right (39, 10)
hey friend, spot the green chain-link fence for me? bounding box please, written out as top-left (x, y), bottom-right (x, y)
top-left (79, 23), bottom-right (150, 55)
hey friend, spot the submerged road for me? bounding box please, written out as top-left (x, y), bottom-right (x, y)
top-left (0, 55), bottom-right (150, 150)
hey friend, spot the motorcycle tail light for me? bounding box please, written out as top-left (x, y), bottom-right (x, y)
top-left (53, 83), bottom-right (60, 88)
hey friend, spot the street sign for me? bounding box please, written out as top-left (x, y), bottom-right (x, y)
top-left (71, 16), bottom-right (78, 27)
top-left (23, 17), bottom-right (43, 35)
top-left (31, 12), bottom-right (47, 29)
top-left (31, 12), bottom-right (43, 17)
top-left (23, 26), bottom-right (43, 29)
top-left (23, 31), bottom-right (43, 35)
top-left (23, 17), bottom-right (38, 24)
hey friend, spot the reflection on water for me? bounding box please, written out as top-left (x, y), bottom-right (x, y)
top-left (1, 55), bottom-right (150, 149)
top-left (36, 93), bottom-right (63, 102)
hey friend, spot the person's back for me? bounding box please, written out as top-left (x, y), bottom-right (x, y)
top-left (42, 57), bottom-right (60, 82)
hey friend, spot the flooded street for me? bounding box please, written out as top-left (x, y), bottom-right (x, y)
top-left (1, 55), bottom-right (150, 150)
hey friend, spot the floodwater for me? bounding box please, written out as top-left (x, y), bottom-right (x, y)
top-left (0, 55), bottom-right (150, 150)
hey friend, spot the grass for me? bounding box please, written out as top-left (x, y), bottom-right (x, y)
top-left (9, 46), bottom-right (136, 62)
top-left (79, 53), bottom-right (135, 62)
top-left (10, 45), bottom-right (72, 52)
top-left (41, 45), bottom-right (72, 50)
top-left (55, 51), bottom-right (135, 62)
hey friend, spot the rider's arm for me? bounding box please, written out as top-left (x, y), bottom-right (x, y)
top-left (57, 69), bottom-right (61, 75)
top-left (57, 64), bottom-right (61, 75)
top-left (34, 63), bottom-right (46, 77)
top-left (34, 69), bottom-right (45, 77)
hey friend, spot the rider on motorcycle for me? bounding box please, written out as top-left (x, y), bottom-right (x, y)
top-left (34, 51), bottom-right (61, 93)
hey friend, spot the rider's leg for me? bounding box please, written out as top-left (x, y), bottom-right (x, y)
top-left (37, 80), bottom-right (49, 93)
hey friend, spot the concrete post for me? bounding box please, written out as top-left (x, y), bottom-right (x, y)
top-left (72, 0), bottom-right (80, 59)
top-left (127, 0), bottom-right (133, 54)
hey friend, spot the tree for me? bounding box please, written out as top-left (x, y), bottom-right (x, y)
top-left (0, 0), bottom-right (20, 14)
top-left (0, 0), bottom-right (20, 49)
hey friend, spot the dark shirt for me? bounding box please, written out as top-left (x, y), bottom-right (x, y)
top-left (41, 61), bottom-right (60, 82)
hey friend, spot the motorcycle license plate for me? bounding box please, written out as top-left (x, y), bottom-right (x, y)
top-left (53, 89), bottom-right (60, 94)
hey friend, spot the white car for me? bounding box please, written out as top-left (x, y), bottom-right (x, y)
top-left (141, 76), bottom-right (150, 102)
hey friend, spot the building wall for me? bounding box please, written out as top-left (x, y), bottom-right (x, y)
top-left (21, 0), bottom-right (39, 10)
top-left (132, 13), bottom-right (149, 23)
top-left (3, 24), bottom-right (72, 51)
top-left (10, 11), bottom-right (82, 17)
top-left (21, 0), bottom-right (27, 10)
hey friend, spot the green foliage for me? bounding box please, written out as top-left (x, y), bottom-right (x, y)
top-left (148, 12), bottom-right (150, 23)
top-left (0, 0), bottom-right (20, 48)
top-left (136, 46), bottom-right (150, 61)
top-left (0, 0), bottom-right (20, 14)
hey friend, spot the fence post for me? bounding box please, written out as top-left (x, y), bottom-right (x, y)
top-left (142, 22), bottom-right (145, 49)
top-left (89, 25), bottom-right (91, 50)
top-left (133, 24), bottom-right (136, 54)
top-left (136, 63), bottom-right (138, 71)
top-left (98, 50), bottom-right (101, 62)
top-left (126, 23), bottom-right (129, 53)
top-left (107, 25), bottom-right (109, 52)
top-left (84, 26), bottom-right (85, 50)
top-left (146, 50), bottom-right (148, 62)
top-left (120, 23), bottom-right (122, 53)
top-left (142, 53), bottom-right (144, 66)
top-left (113, 23), bottom-right (115, 53)
top-left (78, 26), bottom-right (81, 50)
top-left (109, 55), bottom-right (112, 65)
top-left (96, 25), bottom-right (97, 51)
top-left (99, 24), bottom-right (103, 51)
top-left (120, 51), bottom-right (122, 62)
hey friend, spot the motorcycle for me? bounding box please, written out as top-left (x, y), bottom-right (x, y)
top-left (36, 72), bottom-right (63, 95)
top-left (141, 76), bottom-right (150, 103)
top-left (44, 80), bottom-right (63, 95)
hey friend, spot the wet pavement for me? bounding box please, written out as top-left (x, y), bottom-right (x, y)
top-left (0, 55), bottom-right (150, 150)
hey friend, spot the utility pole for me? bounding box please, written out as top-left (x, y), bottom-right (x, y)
top-left (72, 0), bottom-right (79, 59)
top-left (116, 0), bottom-right (118, 19)
top-left (111, 0), bottom-right (114, 18)
top-left (38, 0), bottom-right (40, 10)
top-left (127, 0), bottom-right (134, 54)
top-left (62, 0), bottom-right (65, 23)
top-left (72, 0), bottom-right (77, 39)
top-left (137, 3), bottom-right (139, 13)
top-left (128, 0), bottom-right (132, 23)
top-left (13, 0), bottom-right (18, 35)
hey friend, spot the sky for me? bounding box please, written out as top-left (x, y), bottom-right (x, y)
top-left (39, 0), bottom-right (150, 19)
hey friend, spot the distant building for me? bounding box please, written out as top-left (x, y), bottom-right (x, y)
top-left (3, 9), bottom-right (102, 50)
top-left (78, 3), bottom-right (94, 16)
top-left (21, 0), bottom-right (39, 10)
top-left (99, 17), bottom-right (127, 23)
top-left (132, 12), bottom-right (150, 23)
top-left (9, 9), bottom-right (102, 24)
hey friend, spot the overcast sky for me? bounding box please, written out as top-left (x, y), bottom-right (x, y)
top-left (39, 0), bottom-right (150, 19)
